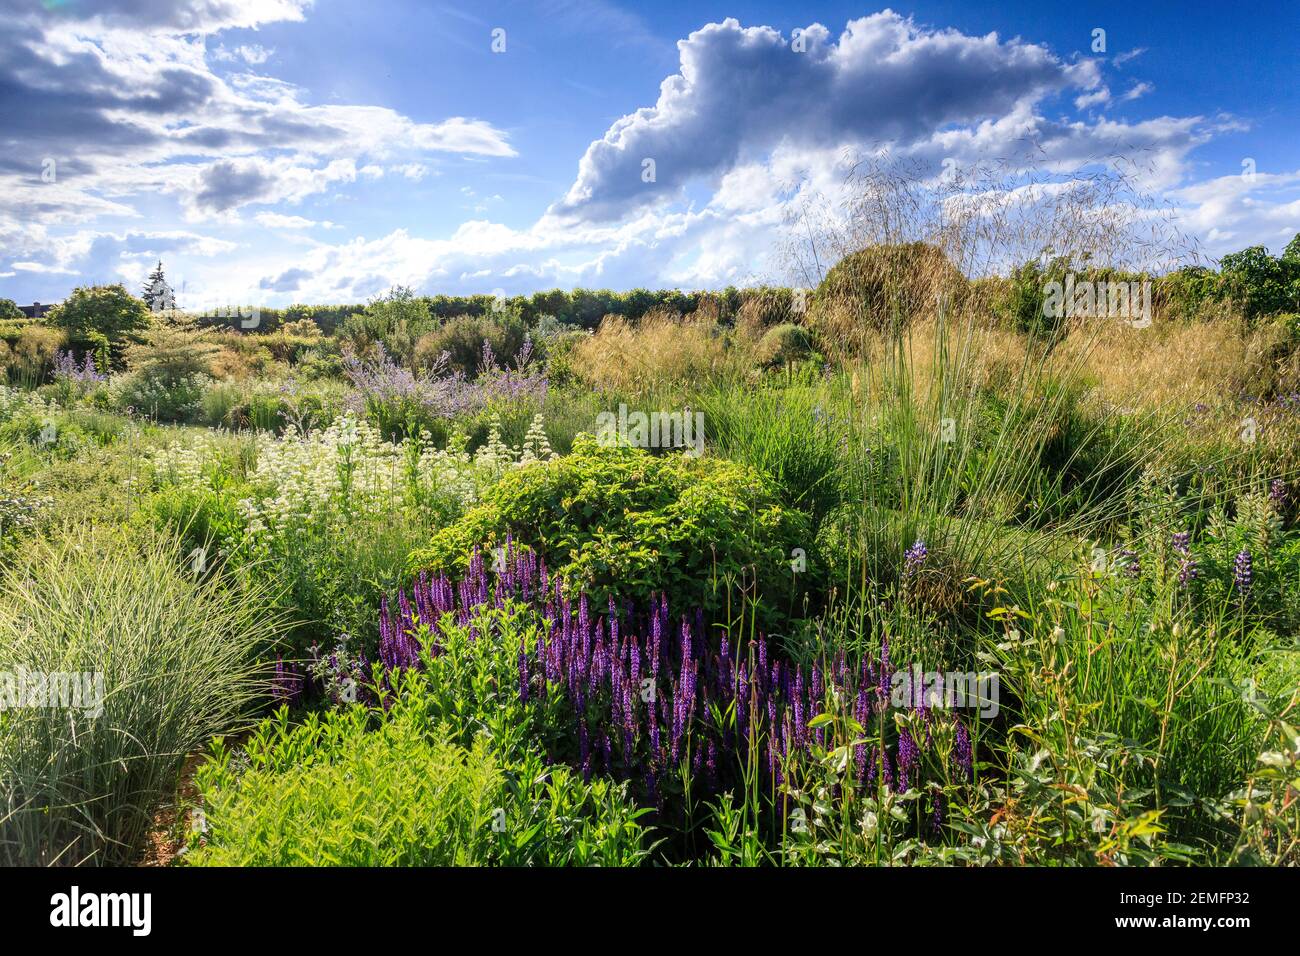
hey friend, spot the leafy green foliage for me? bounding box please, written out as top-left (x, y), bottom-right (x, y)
top-left (409, 435), bottom-right (811, 620)
top-left (46, 284), bottom-right (150, 352)
top-left (1219, 243), bottom-right (1300, 321)
top-left (189, 642), bottom-right (651, 865)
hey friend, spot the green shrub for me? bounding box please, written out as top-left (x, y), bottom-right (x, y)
top-left (339, 286), bottom-right (435, 366)
top-left (114, 370), bottom-right (207, 423)
top-left (46, 284), bottom-right (150, 356)
top-left (807, 242), bottom-right (968, 349)
top-left (756, 323), bottom-right (815, 373)
top-left (1219, 242), bottom-right (1300, 322)
top-left (415, 311), bottom-right (529, 377)
top-left (188, 674), bottom-right (651, 866)
top-left (408, 435), bottom-right (812, 621)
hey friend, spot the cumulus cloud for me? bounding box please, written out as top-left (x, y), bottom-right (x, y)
top-left (254, 212), bottom-right (337, 230)
top-left (1168, 170), bottom-right (1300, 257)
top-left (259, 266), bottom-right (313, 292)
top-left (0, 0), bottom-right (515, 241)
top-left (1075, 87), bottom-right (1111, 109)
top-left (189, 158), bottom-right (358, 215)
top-left (0, 0), bottom-right (313, 35)
top-left (550, 12), bottom-right (1099, 222)
top-left (211, 42), bottom-right (274, 64)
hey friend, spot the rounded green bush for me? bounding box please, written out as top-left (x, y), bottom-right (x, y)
top-left (756, 323), bottom-right (814, 369)
top-left (408, 434), bottom-right (813, 621)
top-left (807, 242), bottom-right (967, 348)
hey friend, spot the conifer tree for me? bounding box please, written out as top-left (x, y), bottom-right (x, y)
top-left (141, 261), bottom-right (171, 311)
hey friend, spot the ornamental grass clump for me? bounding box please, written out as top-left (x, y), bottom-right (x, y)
top-left (0, 527), bottom-right (284, 866)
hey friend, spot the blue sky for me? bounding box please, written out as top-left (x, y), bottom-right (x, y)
top-left (2, 0), bottom-right (1297, 308)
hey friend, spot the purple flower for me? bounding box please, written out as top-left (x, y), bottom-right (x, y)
top-left (517, 647), bottom-right (530, 702)
top-left (897, 729), bottom-right (919, 792)
top-left (1233, 548), bottom-right (1253, 596)
top-left (1173, 532), bottom-right (1198, 588)
top-left (904, 539), bottom-right (928, 577)
top-left (53, 350), bottom-right (106, 385)
top-left (272, 656), bottom-right (303, 704)
top-left (1120, 548), bottom-right (1141, 579)
top-left (954, 719), bottom-right (973, 781)
top-left (1269, 479), bottom-right (1288, 510)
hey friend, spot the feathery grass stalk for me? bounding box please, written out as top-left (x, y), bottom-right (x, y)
top-left (0, 526), bottom-right (284, 866)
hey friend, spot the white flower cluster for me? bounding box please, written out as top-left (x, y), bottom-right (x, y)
top-left (0, 384), bottom-right (54, 423)
top-left (152, 411), bottom-right (555, 550)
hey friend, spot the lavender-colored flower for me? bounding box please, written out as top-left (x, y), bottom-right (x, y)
top-left (903, 539), bottom-right (928, 577)
top-left (1120, 548), bottom-right (1141, 579)
top-left (1233, 548), bottom-right (1253, 596)
top-left (1172, 532), bottom-right (1199, 588)
top-left (896, 729), bottom-right (919, 792)
top-left (272, 656), bottom-right (303, 704)
top-left (53, 350), bottom-right (106, 385)
top-left (954, 719), bottom-right (973, 781)
top-left (1269, 479), bottom-right (1288, 510)
top-left (369, 545), bottom-right (959, 809)
top-left (930, 793), bottom-right (944, 833)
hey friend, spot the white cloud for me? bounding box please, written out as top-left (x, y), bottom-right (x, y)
top-left (551, 12), bottom-right (1100, 222)
top-left (0, 0), bottom-right (515, 237)
top-left (1168, 169), bottom-right (1300, 258)
top-left (211, 42), bottom-right (275, 64)
top-left (253, 212), bottom-right (337, 229)
top-left (394, 163), bottom-right (430, 182)
top-left (1, 0), bottom-right (315, 35)
top-left (4, 6), bottom-right (1295, 305)
top-left (1121, 81), bottom-right (1154, 102)
top-left (1075, 87), bottom-right (1111, 109)
top-left (1113, 47), bottom-right (1147, 67)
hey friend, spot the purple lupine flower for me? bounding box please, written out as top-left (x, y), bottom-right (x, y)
top-left (1172, 531), bottom-right (1191, 556)
top-left (904, 539), bottom-right (928, 577)
top-left (1269, 478), bottom-right (1288, 511)
top-left (1120, 548), bottom-right (1141, 579)
top-left (1234, 548), bottom-right (1253, 596)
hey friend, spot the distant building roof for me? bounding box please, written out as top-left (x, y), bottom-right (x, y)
top-left (17, 302), bottom-right (57, 319)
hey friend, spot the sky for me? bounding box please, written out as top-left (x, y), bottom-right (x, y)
top-left (1, 0), bottom-right (1297, 309)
